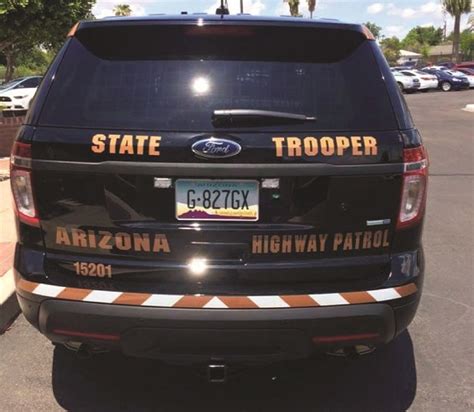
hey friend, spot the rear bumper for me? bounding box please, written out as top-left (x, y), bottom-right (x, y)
top-left (16, 284), bottom-right (420, 364)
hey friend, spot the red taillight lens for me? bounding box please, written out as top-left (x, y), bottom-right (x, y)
top-left (10, 142), bottom-right (39, 227)
top-left (397, 146), bottom-right (428, 230)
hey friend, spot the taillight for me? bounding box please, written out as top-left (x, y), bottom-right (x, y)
top-left (397, 146), bottom-right (428, 230)
top-left (10, 142), bottom-right (39, 227)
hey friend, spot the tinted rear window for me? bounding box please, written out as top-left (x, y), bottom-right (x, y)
top-left (39, 24), bottom-right (398, 131)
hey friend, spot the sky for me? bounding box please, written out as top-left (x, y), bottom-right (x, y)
top-left (92, 0), bottom-right (471, 40)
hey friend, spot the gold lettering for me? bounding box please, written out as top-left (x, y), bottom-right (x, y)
top-left (56, 227), bottom-right (71, 246)
top-left (134, 233), bottom-right (151, 252)
top-left (307, 235), bottom-right (317, 252)
top-left (373, 230), bottom-right (382, 248)
top-left (343, 233), bottom-right (353, 251)
top-left (115, 233), bottom-right (132, 250)
top-left (287, 137), bottom-right (302, 157)
top-left (119, 135), bottom-right (134, 155)
top-left (351, 136), bottom-right (363, 156)
top-left (135, 135), bottom-right (148, 156)
top-left (281, 235), bottom-right (292, 253)
top-left (149, 136), bottom-right (161, 156)
top-left (263, 235), bottom-right (269, 254)
top-left (91, 134), bottom-right (106, 154)
top-left (108, 134), bottom-right (121, 154)
top-left (87, 230), bottom-right (96, 248)
top-left (295, 235), bottom-right (307, 253)
top-left (320, 137), bottom-right (335, 156)
top-left (270, 235), bottom-right (281, 253)
top-left (303, 137), bottom-right (318, 156)
top-left (98, 231), bottom-right (113, 250)
top-left (153, 234), bottom-right (170, 253)
top-left (383, 229), bottom-right (390, 247)
top-left (272, 137), bottom-right (285, 157)
top-left (336, 136), bottom-right (351, 156)
top-left (252, 235), bottom-right (263, 254)
top-left (71, 228), bottom-right (87, 247)
top-left (362, 231), bottom-right (372, 249)
top-left (319, 234), bottom-right (328, 252)
top-left (333, 233), bottom-right (344, 251)
top-left (354, 232), bottom-right (363, 250)
top-left (363, 136), bottom-right (378, 156)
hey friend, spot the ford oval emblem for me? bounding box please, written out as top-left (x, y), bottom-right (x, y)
top-left (191, 137), bottom-right (241, 159)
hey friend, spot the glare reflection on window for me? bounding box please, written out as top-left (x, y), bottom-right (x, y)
top-left (191, 76), bottom-right (211, 95)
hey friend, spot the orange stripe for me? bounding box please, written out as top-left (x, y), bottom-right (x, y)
top-left (174, 295), bottom-right (213, 308)
top-left (280, 295), bottom-right (319, 307)
top-left (17, 279), bottom-right (39, 293)
top-left (395, 283), bottom-right (418, 297)
top-left (218, 296), bottom-right (259, 309)
top-left (113, 292), bottom-right (152, 306)
top-left (56, 287), bottom-right (92, 301)
top-left (341, 291), bottom-right (377, 304)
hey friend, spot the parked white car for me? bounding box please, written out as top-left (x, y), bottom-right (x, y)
top-left (398, 70), bottom-right (438, 92)
top-left (390, 69), bottom-right (420, 92)
top-left (0, 76), bottom-right (42, 110)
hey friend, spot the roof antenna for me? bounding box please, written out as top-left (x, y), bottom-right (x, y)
top-left (216, 0), bottom-right (229, 16)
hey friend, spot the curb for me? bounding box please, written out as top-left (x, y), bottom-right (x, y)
top-left (0, 269), bottom-right (20, 334)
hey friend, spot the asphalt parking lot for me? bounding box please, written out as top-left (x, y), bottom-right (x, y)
top-left (0, 90), bottom-right (473, 411)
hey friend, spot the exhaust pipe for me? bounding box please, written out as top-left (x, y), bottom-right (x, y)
top-left (326, 345), bottom-right (376, 358)
top-left (63, 342), bottom-right (108, 358)
top-left (207, 362), bottom-right (228, 383)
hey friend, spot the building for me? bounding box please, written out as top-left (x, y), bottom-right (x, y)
top-left (397, 49), bottom-right (422, 65)
top-left (428, 43), bottom-right (454, 63)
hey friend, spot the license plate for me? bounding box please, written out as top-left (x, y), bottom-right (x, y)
top-left (176, 179), bottom-right (259, 221)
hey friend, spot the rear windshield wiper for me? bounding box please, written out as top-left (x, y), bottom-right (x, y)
top-left (212, 109), bottom-right (316, 126)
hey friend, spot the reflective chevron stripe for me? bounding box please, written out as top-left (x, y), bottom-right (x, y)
top-left (16, 279), bottom-right (417, 309)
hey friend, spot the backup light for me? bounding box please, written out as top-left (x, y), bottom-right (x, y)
top-left (10, 142), bottom-right (39, 227)
top-left (397, 146), bottom-right (428, 230)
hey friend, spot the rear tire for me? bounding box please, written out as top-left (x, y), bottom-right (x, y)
top-left (441, 81), bottom-right (452, 92)
top-left (397, 82), bottom-right (404, 92)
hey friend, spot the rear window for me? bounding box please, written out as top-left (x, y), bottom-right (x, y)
top-left (39, 24), bottom-right (398, 131)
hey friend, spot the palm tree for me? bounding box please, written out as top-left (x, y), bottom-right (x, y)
top-left (307, 0), bottom-right (316, 18)
top-left (443, 0), bottom-right (472, 62)
top-left (113, 4), bottom-right (132, 17)
top-left (288, 0), bottom-right (300, 17)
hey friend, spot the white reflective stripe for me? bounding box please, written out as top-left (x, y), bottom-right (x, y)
top-left (310, 293), bottom-right (349, 306)
top-left (203, 297), bottom-right (228, 309)
top-left (83, 290), bottom-right (122, 303)
top-left (249, 296), bottom-right (289, 308)
top-left (32, 283), bottom-right (65, 298)
top-left (141, 294), bottom-right (183, 307)
top-left (368, 288), bottom-right (401, 302)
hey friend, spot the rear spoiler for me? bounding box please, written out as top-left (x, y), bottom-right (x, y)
top-left (67, 17), bottom-right (373, 40)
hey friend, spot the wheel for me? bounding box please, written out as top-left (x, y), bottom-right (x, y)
top-left (441, 81), bottom-right (452, 92)
top-left (397, 82), bottom-right (404, 92)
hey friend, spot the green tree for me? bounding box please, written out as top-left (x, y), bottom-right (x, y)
top-left (113, 4), bottom-right (131, 16)
top-left (380, 36), bottom-right (401, 65)
top-left (402, 26), bottom-right (444, 51)
top-left (443, 0), bottom-right (472, 62)
top-left (0, 0), bottom-right (28, 14)
top-left (307, 0), bottom-right (316, 18)
top-left (0, 0), bottom-right (95, 81)
top-left (460, 29), bottom-right (474, 60)
top-left (287, 0), bottom-right (300, 17)
top-left (364, 21), bottom-right (382, 40)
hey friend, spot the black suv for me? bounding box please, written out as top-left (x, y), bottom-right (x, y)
top-left (12, 15), bottom-right (427, 366)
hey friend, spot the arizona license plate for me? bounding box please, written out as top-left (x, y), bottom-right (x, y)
top-left (176, 180), bottom-right (259, 221)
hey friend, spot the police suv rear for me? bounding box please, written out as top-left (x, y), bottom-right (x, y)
top-left (12, 15), bottom-right (427, 366)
